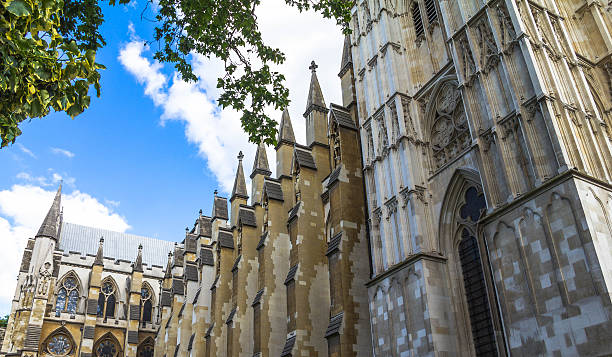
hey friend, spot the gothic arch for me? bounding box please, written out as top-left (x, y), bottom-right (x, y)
top-left (99, 276), bottom-right (121, 301)
top-left (140, 281), bottom-right (155, 323)
top-left (137, 337), bottom-right (155, 357)
top-left (438, 167), bottom-right (501, 356)
top-left (40, 327), bottom-right (76, 356)
top-left (98, 276), bottom-right (120, 319)
top-left (54, 271), bottom-right (83, 315)
top-left (438, 167), bottom-right (482, 255)
top-left (93, 332), bottom-right (122, 357)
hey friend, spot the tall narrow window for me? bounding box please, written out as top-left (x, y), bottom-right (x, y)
top-left (231, 269), bottom-right (238, 307)
top-left (328, 251), bottom-right (343, 315)
top-left (424, 0), bottom-right (438, 24)
top-left (258, 248), bottom-right (265, 289)
top-left (55, 274), bottom-right (79, 315)
top-left (97, 280), bottom-right (117, 320)
top-left (210, 287), bottom-right (217, 321)
top-left (286, 280), bottom-right (296, 332)
top-left (457, 186), bottom-right (498, 356)
top-left (140, 285), bottom-right (153, 323)
top-left (412, 1), bottom-right (425, 39)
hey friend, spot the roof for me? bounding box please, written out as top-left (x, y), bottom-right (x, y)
top-left (184, 264), bottom-right (199, 282)
top-left (325, 312), bottom-right (343, 337)
top-left (231, 255), bottom-right (241, 272)
top-left (252, 289), bottom-right (264, 306)
top-left (37, 185), bottom-right (62, 239)
top-left (213, 196), bottom-right (229, 220)
top-left (281, 336), bottom-right (296, 357)
top-left (218, 231), bottom-right (234, 249)
top-left (288, 202), bottom-right (301, 222)
top-left (205, 323), bottom-right (214, 337)
top-left (231, 153), bottom-right (249, 201)
top-left (185, 236), bottom-right (197, 253)
top-left (256, 232), bottom-right (267, 250)
top-left (284, 264), bottom-right (298, 285)
top-left (304, 61), bottom-right (327, 116)
top-left (198, 216), bottom-right (212, 237)
top-left (263, 180), bottom-right (283, 201)
top-left (326, 232), bottom-right (342, 255)
top-left (58, 222), bottom-right (175, 267)
top-left (161, 290), bottom-right (172, 307)
top-left (192, 288), bottom-right (201, 304)
top-left (294, 147), bottom-right (317, 170)
top-left (277, 109), bottom-right (296, 144)
top-left (339, 34), bottom-right (352, 76)
top-left (188, 333), bottom-right (195, 351)
top-left (330, 104), bottom-right (357, 130)
top-left (327, 166), bottom-right (342, 188)
top-left (251, 142), bottom-right (271, 177)
top-left (238, 206), bottom-right (257, 227)
top-left (200, 248), bottom-right (214, 266)
top-left (172, 279), bottom-right (184, 295)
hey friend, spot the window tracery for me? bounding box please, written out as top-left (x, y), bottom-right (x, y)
top-left (140, 284), bottom-right (153, 323)
top-left (97, 279), bottom-right (117, 320)
top-left (94, 336), bottom-right (119, 357)
top-left (411, 1), bottom-right (425, 42)
top-left (331, 122), bottom-right (342, 167)
top-left (430, 82), bottom-right (470, 171)
top-left (44, 331), bottom-right (74, 356)
top-left (137, 339), bottom-right (154, 357)
top-left (55, 273), bottom-right (80, 316)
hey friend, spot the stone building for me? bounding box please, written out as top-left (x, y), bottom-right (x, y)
top-left (1, 57), bottom-right (373, 357)
top-left (347, 0), bottom-right (612, 355)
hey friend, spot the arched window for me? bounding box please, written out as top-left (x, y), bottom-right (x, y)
top-left (137, 338), bottom-right (154, 357)
top-left (140, 284), bottom-right (153, 323)
top-left (97, 279), bottom-right (117, 320)
top-left (94, 334), bottom-right (121, 357)
top-left (55, 273), bottom-right (80, 316)
top-left (43, 329), bottom-right (75, 356)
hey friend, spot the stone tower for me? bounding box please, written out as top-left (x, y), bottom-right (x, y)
top-left (346, 0), bottom-right (612, 355)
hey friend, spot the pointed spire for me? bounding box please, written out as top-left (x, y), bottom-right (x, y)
top-left (134, 244), bottom-right (143, 272)
top-left (164, 252), bottom-right (173, 278)
top-left (94, 237), bottom-right (104, 266)
top-left (304, 60), bottom-right (326, 116)
top-left (339, 34), bottom-right (353, 76)
top-left (36, 184), bottom-right (62, 239)
top-left (231, 151), bottom-right (249, 201)
top-left (251, 142), bottom-right (271, 177)
top-left (277, 109), bottom-right (296, 144)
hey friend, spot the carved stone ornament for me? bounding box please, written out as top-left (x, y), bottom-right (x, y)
top-left (457, 36), bottom-right (477, 86)
top-left (430, 82), bottom-right (470, 170)
top-left (375, 112), bottom-right (389, 156)
top-left (496, 3), bottom-right (517, 52)
top-left (476, 19), bottom-right (500, 74)
top-left (388, 102), bottom-right (401, 143)
top-left (37, 261), bottom-right (52, 295)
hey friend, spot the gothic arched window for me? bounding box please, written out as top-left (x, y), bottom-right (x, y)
top-left (429, 82), bottom-right (470, 172)
top-left (44, 330), bottom-right (75, 356)
top-left (457, 186), bottom-right (498, 356)
top-left (140, 284), bottom-right (153, 323)
top-left (94, 334), bottom-right (120, 357)
top-left (97, 279), bottom-right (117, 320)
top-left (137, 338), bottom-right (154, 357)
top-left (55, 273), bottom-right (80, 316)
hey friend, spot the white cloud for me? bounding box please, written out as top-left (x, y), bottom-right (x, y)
top-left (16, 143), bottom-right (36, 159)
top-left (51, 147), bottom-right (75, 158)
top-left (118, 0), bottom-right (343, 194)
top-left (0, 181), bottom-right (130, 315)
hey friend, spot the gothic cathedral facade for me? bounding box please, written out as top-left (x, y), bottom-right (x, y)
top-left (3, 0), bottom-right (612, 355)
top-left (351, 0), bottom-right (612, 355)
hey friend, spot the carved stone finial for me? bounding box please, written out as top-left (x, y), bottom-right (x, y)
top-left (199, 209), bottom-right (203, 216)
top-left (214, 189), bottom-right (218, 196)
top-left (309, 60), bottom-right (318, 73)
top-left (237, 151), bottom-right (244, 161)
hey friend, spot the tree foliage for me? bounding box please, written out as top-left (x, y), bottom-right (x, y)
top-left (0, 0), bottom-right (351, 148)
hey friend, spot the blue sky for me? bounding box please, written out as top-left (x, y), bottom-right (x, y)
top-left (0, 0), bottom-right (344, 315)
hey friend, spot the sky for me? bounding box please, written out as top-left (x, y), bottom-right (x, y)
top-left (0, 0), bottom-right (344, 316)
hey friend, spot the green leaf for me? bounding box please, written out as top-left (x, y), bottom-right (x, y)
top-left (5, 0), bottom-right (32, 17)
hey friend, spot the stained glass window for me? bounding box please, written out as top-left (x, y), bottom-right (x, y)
top-left (98, 279), bottom-right (117, 319)
top-left (140, 285), bottom-right (153, 323)
top-left (47, 333), bottom-right (72, 356)
top-left (137, 343), bottom-right (154, 357)
top-left (95, 339), bottom-right (118, 357)
top-left (55, 274), bottom-right (80, 315)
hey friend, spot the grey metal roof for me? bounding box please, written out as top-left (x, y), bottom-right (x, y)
top-left (294, 147), bottom-right (317, 170)
top-left (218, 231), bottom-right (234, 249)
top-left (326, 232), bottom-right (342, 255)
top-left (281, 336), bottom-right (296, 357)
top-left (263, 180), bottom-right (283, 201)
top-left (252, 289), bottom-right (264, 306)
top-left (172, 279), bottom-right (184, 295)
top-left (226, 307), bottom-right (236, 324)
top-left (288, 202), bottom-right (301, 222)
top-left (58, 222), bottom-right (175, 267)
top-left (238, 206), bottom-right (257, 227)
top-left (198, 216), bottom-right (212, 237)
top-left (327, 166), bottom-right (342, 188)
top-left (185, 264), bottom-right (199, 282)
top-left (213, 196), bottom-right (229, 220)
top-left (284, 264), bottom-right (298, 285)
top-left (256, 232), bottom-right (267, 250)
top-left (325, 312), bottom-right (343, 337)
top-left (200, 248), bottom-right (214, 266)
top-left (330, 104), bottom-right (357, 130)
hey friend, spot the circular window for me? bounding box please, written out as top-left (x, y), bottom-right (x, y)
top-left (47, 334), bottom-right (72, 356)
top-left (95, 339), bottom-right (118, 357)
